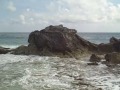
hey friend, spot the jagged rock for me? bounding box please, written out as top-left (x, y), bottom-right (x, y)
top-left (89, 54), bottom-right (101, 62)
top-left (98, 38), bottom-right (120, 53)
top-left (105, 52), bottom-right (120, 64)
top-left (0, 46), bottom-right (11, 54)
top-left (24, 25), bottom-right (97, 56)
top-left (13, 25), bottom-right (120, 58)
top-left (110, 37), bottom-right (119, 43)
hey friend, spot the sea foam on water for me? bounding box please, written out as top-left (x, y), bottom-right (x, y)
top-left (0, 54), bottom-right (119, 90)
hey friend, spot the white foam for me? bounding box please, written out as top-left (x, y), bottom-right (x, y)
top-left (0, 45), bottom-right (20, 49)
top-left (0, 54), bottom-right (119, 90)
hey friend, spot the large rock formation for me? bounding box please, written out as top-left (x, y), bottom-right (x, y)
top-left (12, 25), bottom-right (120, 59)
top-left (13, 25), bottom-right (97, 57)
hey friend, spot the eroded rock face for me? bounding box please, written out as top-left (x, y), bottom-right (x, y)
top-left (27, 25), bottom-right (97, 55)
top-left (105, 52), bottom-right (120, 64)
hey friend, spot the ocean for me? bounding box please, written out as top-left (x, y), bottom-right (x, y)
top-left (0, 32), bottom-right (120, 48)
top-left (0, 32), bottom-right (120, 90)
top-left (0, 32), bottom-right (29, 48)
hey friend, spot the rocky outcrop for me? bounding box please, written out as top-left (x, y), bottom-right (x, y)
top-left (13, 25), bottom-right (98, 57)
top-left (110, 37), bottom-right (120, 44)
top-left (89, 54), bottom-right (101, 62)
top-left (98, 37), bottom-right (120, 53)
top-left (28, 25), bottom-right (97, 53)
top-left (0, 47), bottom-right (11, 54)
top-left (105, 52), bottom-right (120, 64)
top-left (11, 25), bottom-right (120, 60)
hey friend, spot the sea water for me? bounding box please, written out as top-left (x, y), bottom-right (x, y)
top-left (0, 32), bottom-right (120, 90)
top-left (0, 32), bottom-right (29, 48)
top-left (0, 32), bottom-right (120, 48)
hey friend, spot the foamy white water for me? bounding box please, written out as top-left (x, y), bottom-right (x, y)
top-left (79, 57), bottom-right (120, 90)
top-left (0, 54), bottom-right (87, 90)
top-left (0, 54), bottom-right (119, 90)
top-left (0, 45), bottom-right (19, 49)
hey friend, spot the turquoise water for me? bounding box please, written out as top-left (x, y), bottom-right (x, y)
top-left (0, 32), bottom-right (120, 48)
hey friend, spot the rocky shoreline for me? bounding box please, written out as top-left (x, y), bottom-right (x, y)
top-left (1, 25), bottom-right (120, 66)
top-left (1, 25), bottom-right (120, 89)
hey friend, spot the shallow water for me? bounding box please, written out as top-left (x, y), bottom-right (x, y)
top-left (0, 54), bottom-right (92, 90)
top-left (0, 54), bottom-right (120, 90)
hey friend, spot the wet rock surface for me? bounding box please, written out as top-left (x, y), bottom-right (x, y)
top-left (0, 46), bottom-right (11, 54)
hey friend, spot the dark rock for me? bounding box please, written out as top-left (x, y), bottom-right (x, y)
top-left (110, 37), bottom-right (119, 43)
top-left (98, 39), bottom-right (120, 53)
top-left (105, 52), bottom-right (120, 64)
top-left (13, 25), bottom-right (120, 58)
top-left (87, 62), bottom-right (99, 65)
top-left (89, 54), bottom-right (101, 62)
top-left (12, 45), bottom-right (40, 55)
top-left (112, 42), bottom-right (120, 52)
top-left (23, 25), bottom-right (97, 56)
top-left (98, 43), bottom-right (115, 53)
top-left (0, 46), bottom-right (11, 54)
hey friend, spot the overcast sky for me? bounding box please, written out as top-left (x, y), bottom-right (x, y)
top-left (0, 0), bottom-right (120, 32)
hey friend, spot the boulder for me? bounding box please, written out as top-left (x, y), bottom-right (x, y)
top-left (26, 25), bottom-right (97, 56)
top-left (89, 54), bottom-right (101, 62)
top-left (105, 52), bottom-right (120, 64)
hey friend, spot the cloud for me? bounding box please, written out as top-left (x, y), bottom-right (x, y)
top-left (14, 0), bottom-right (120, 26)
top-left (44, 0), bottom-right (120, 23)
top-left (7, 1), bottom-right (16, 12)
top-left (7, 0), bottom-right (120, 32)
top-left (19, 15), bottom-right (26, 24)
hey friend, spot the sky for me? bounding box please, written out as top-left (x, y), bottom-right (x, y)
top-left (1, 0), bottom-right (120, 32)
